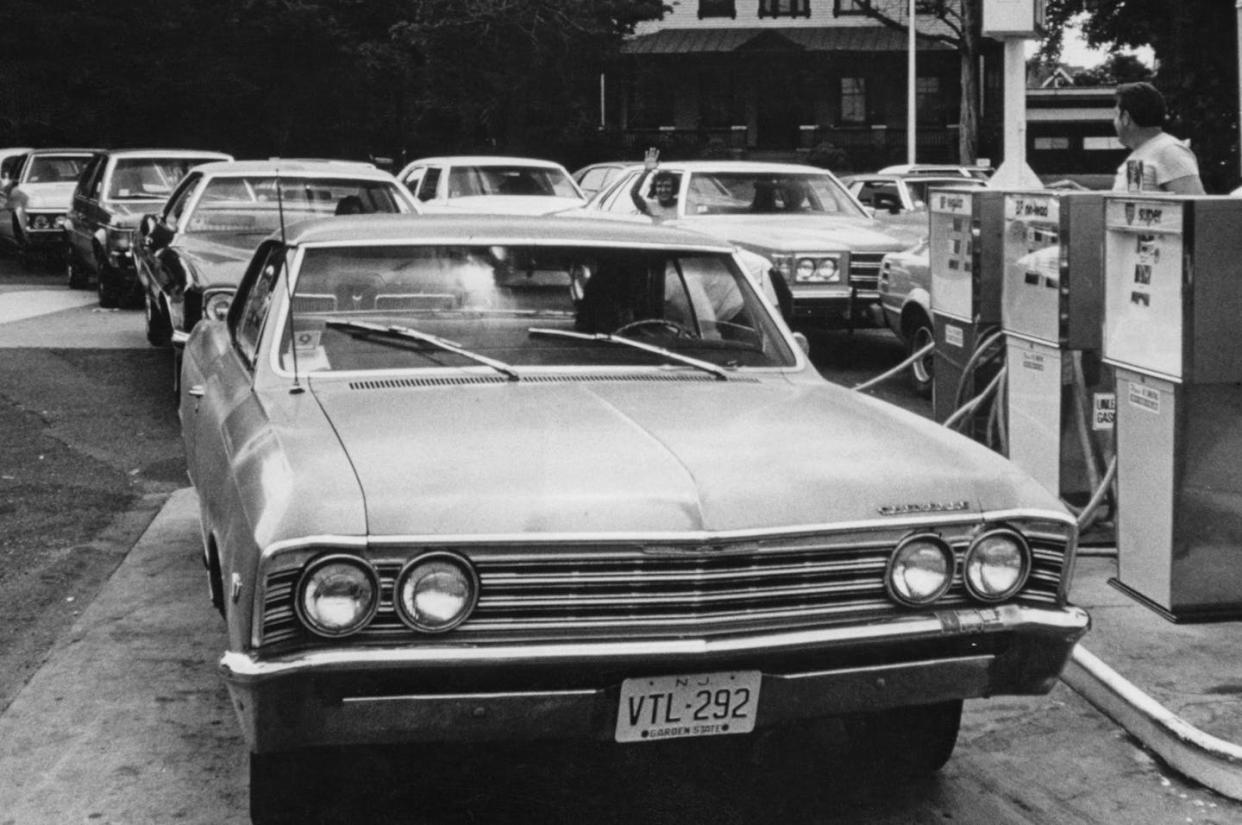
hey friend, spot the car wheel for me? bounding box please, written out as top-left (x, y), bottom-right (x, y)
top-left (907, 320), bottom-right (934, 398)
top-left (96, 260), bottom-right (121, 308)
top-left (65, 249), bottom-right (90, 290)
top-left (848, 700), bottom-right (962, 777)
top-left (145, 293), bottom-right (172, 347)
top-left (249, 751), bottom-right (328, 825)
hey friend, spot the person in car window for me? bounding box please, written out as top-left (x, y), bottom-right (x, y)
top-left (630, 148), bottom-right (679, 221)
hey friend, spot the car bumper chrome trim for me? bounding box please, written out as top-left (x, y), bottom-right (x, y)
top-left (220, 603), bottom-right (1089, 752)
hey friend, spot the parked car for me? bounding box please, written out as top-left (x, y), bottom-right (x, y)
top-left (135, 159), bottom-right (418, 387)
top-left (572, 160), bottom-right (630, 198)
top-left (842, 173), bottom-right (989, 216)
top-left (180, 213), bottom-right (1089, 823)
top-left (876, 237), bottom-right (935, 396)
top-left (575, 160), bottom-right (910, 331)
top-left (0, 147), bottom-right (33, 185)
top-left (63, 148), bottom-right (234, 307)
top-left (877, 163), bottom-right (993, 180)
top-left (396, 155), bottom-right (586, 214)
top-left (0, 148), bottom-right (99, 265)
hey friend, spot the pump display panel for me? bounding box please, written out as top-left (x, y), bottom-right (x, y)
top-left (1102, 197), bottom-right (1184, 381)
top-left (1001, 192), bottom-right (1060, 344)
top-left (928, 189), bottom-right (976, 321)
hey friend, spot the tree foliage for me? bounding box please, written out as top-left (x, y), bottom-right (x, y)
top-left (0, 0), bottom-right (663, 166)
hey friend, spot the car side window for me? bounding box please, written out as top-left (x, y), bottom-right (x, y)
top-left (163, 172), bottom-right (203, 229)
top-left (415, 168), bottom-right (440, 201)
top-left (601, 172), bottom-right (643, 214)
top-left (75, 156), bottom-right (104, 200)
top-left (233, 243), bottom-right (285, 366)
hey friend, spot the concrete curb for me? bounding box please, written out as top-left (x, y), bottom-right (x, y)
top-left (1062, 644), bottom-right (1242, 802)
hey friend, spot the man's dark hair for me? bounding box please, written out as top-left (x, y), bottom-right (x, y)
top-left (652, 170), bottom-right (677, 187)
top-left (1115, 82), bottom-right (1166, 128)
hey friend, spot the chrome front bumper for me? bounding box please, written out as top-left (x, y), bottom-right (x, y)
top-left (220, 603), bottom-right (1090, 753)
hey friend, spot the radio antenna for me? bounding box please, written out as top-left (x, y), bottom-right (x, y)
top-left (276, 169), bottom-right (304, 394)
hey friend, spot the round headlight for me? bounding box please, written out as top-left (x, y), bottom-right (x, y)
top-left (887, 535), bottom-right (954, 606)
top-left (204, 291), bottom-right (233, 321)
top-left (963, 529), bottom-right (1030, 602)
top-left (32, 214), bottom-right (49, 230)
top-left (795, 258), bottom-right (816, 281)
top-left (814, 258), bottom-right (839, 282)
top-left (395, 552), bottom-right (478, 633)
top-left (296, 555), bottom-right (379, 637)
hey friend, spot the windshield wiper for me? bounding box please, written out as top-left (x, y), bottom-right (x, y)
top-left (528, 327), bottom-right (730, 381)
top-left (325, 319), bottom-right (520, 381)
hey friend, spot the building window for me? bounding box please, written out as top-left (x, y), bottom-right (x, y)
top-left (699, 0), bottom-right (735, 18)
top-left (916, 76), bottom-right (941, 123)
top-left (1084, 136), bottom-right (1125, 151)
top-left (915, 0), bottom-right (947, 13)
top-left (760, 0), bottom-right (810, 19)
top-left (841, 77), bottom-right (866, 124)
top-left (1034, 137), bottom-right (1071, 150)
top-left (834, 0), bottom-right (864, 14)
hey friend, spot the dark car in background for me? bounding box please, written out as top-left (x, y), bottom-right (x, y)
top-left (64, 148), bottom-right (234, 307)
top-left (0, 148), bottom-right (99, 266)
top-left (135, 159), bottom-right (419, 388)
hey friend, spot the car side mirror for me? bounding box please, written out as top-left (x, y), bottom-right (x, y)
top-left (141, 214), bottom-right (174, 249)
top-left (793, 331), bottom-right (810, 356)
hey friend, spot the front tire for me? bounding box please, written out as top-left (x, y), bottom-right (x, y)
top-left (849, 700), bottom-right (962, 777)
top-left (96, 259), bottom-right (121, 308)
top-left (907, 319), bottom-right (934, 399)
top-left (66, 248), bottom-right (90, 290)
top-left (145, 293), bottom-right (172, 347)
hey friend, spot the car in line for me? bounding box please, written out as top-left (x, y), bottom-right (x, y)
top-left (63, 148), bottom-right (234, 307)
top-left (0, 148), bottom-right (99, 266)
top-left (178, 213), bottom-right (1089, 823)
top-left (397, 155), bottom-right (586, 215)
top-left (573, 160), bottom-right (911, 331)
top-left (842, 172), bottom-right (990, 216)
top-left (572, 160), bottom-right (630, 198)
top-left (877, 163), bottom-right (993, 180)
top-left (876, 237), bottom-right (935, 396)
top-left (135, 159), bottom-right (418, 387)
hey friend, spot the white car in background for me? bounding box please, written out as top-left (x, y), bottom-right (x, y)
top-left (397, 155), bottom-right (586, 215)
top-left (0, 147), bottom-right (99, 265)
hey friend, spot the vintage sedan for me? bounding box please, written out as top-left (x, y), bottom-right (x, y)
top-left (63, 148), bottom-right (233, 307)
top-left (876, 238), bottom-right (936, 397)
top-left (0, 147), bottom-right (99, 265)
top-left (180, 214), bottom-right (1088, 822)
top-left (397, 155), bottom-right (586, 215)
top-left (576, 160), bottom-right (912, 331)
top-left (135, 159), bottom-right (418, 385)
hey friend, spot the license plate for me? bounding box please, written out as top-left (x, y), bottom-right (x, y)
top-left (615, 670), bottom-right (761, 743)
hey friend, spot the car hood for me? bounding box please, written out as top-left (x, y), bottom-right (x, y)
top-left (425, 195), bottom-right (587, 216)
top-left (174, 233), bottom-right (260, 289)
top-left (15, 182), bottom-right (76, 210)
top-left (305, 378), bottom-right (1061, 537)
top-left (673, 214), bottom-right (906, 254)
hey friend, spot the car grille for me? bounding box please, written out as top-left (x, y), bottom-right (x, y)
top-left (848, 252), bottom-right (885, 293)
top-left (259, 519), bottom-right (1073, 648)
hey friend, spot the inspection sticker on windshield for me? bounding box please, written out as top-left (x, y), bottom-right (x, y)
top-left (616, 671), bottom-right (761, 743)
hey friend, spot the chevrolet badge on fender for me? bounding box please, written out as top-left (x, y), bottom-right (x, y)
top-left (877, 501), bottom-right (971, 516)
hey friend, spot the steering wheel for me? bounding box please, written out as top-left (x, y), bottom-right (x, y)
top-left (615, 318), bottom-right (696, 340)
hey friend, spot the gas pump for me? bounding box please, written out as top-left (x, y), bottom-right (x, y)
top-left (1000, 190), bottom-right (1114, 517)
top-left (1102, 194), bottom-right (1242, 621)
top-left (928, 187), bottom-right (1007, 435)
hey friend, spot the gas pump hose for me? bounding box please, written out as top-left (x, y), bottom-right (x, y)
top-left (851, 341), bottom-right (935, 392)
top-left (944, 366), bottom-right (1007, 431)
top-left (952, 328), bottom-right (1006, 413)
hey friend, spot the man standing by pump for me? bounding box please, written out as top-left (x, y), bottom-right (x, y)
top-left (1112, 81), bottom-right (1205, 194)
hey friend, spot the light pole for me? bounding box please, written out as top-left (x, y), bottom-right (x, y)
top-left (982, 0), bottom-right (1043, 188)
top-left (908, 0), bottom-right (917, 165)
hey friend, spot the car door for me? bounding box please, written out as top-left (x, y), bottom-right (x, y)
top-left (184, 240), bottom-right (284, 504)
top-left (68, 154), bottom-right (106, 269)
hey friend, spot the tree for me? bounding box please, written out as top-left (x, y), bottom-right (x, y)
top-left (1073, 53), bottom-right (1154, 87)
top-left (835, 0), bottom-right (988, 165)
top-left (1042, 0), bottom-right (1239, 192)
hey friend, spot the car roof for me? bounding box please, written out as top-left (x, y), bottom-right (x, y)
top-left (103, 148), bottom-right (234, 160)
top-left (845, 173), bottom-right (988, 185)
top-left (404, 156), bottom-right (569, 168)
top-left (24, 148), bottom-right (103, 156)
top-left (188, 159), bottom-right (399, 180)
top-left (876, 163), bottom-right (989, 176)
top-left (283, 213), bottom-right (738, 251)
top-left (637, 160), bottom-right (835, 175)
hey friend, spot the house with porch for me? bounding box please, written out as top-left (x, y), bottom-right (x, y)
top-left (611, 0), bottom-right (1007, 171)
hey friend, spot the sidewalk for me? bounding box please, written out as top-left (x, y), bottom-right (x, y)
top-left (1063, 552), bottom-right (1242, 801)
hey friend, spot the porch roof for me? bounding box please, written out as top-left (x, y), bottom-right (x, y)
top-left (623, 25), bottom-right (955, 55)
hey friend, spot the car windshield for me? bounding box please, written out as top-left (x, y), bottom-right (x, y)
top-left (108, 157), bottom-right (219, 200)
top-left (447, 166), bottom-right (579, 198)
top-left (682, 171), bottom-right (864, 217)
top-left (183, 176), bottom-right (406, 234)
top-left (25, 155), bottom-right (92, 183)
top-left (277, 243), bottom-right (795, 373)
